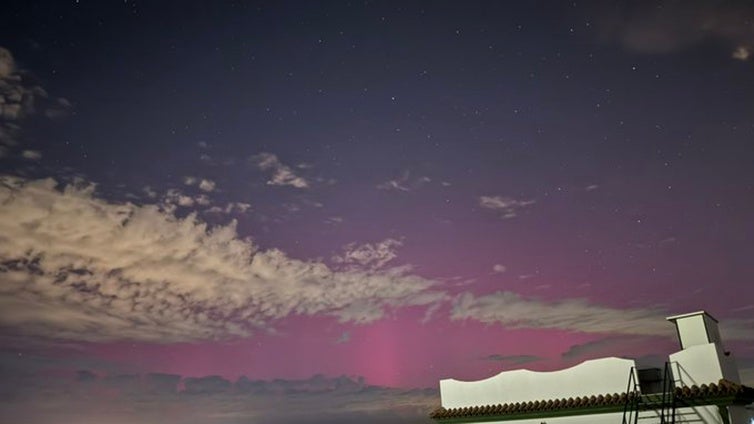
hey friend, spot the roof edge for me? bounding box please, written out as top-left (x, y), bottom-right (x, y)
top-left (666, 310), bottom-right (718, 323)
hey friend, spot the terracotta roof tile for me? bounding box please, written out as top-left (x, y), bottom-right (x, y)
top-left (430, 379), bottom-right (754, 421)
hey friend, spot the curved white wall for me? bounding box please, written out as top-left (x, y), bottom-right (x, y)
top-left (440, 357), bottom-right (636, 408)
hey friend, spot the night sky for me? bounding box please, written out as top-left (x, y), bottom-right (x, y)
top-left (1, 1), bottom-right (754, 423)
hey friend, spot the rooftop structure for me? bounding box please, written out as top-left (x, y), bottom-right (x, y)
top-left (431, 311), bottom-right (754, 424)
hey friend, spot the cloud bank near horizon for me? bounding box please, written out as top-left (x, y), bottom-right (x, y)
top-left (0, 360), bottom-right (438, 424)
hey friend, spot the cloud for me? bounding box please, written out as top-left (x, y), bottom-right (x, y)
top-left (0, 47), bottom-right (71, 151)
top-left (0, 369), bottom-right (438, 424)
top-left (198, 179), bottom-right (216, 192)
top-left (44, 97), bottom-right (72, 120)
top-left (76, 369), bottom-right (98, 382)
top-left (482, 354), bottom-right (541, 365)
top-left (184, 375), bottom-right (232, 395)
top-left (0, 47), bottom-right (36, 147)
top-left (451, 291), bottom-right (754, 341)
top-left (195, 194), bottom-right (211, 206)
top-left (205, 202), bottom-right (251, 215)
top-left (479, 195), bottom-right (535, 219)
top-left (332, 239), bottom-right (403, 270)
top-left (251, 152), bottom-right (309, 188)
top-left (142, 186), bottom-right (157, 198)
top-left (335, 331), bottom-right (350, 344)
top-left (452, 291), bottom-right (666, 336)
top-left (594, 1), bottom-right (754, 60)
top-left (560, 336), bottom-right (651, 361)
top-left (0, 176), bottom-right (444, 342)
top-left (376, 171), bottom-right (431, 192)
top-left (732, 46), bottom-right (750, 61)
top-left (102, 373), bottom-right (140, 392)
top-left (0, 47), bottom-right (14, 78)
top-left (184, 177), bottom-right (216, 192)
top-left (492, 264), bottom-right (507, 274)
top-left (324, 216), bottom-right (344, 225)
top-left (144, 372), bottom-right (182, 393)
top-left (21, 149), bottom-right (41, 160)
top-left (162, 188), bottom-right (219, 210)
top-left (163, 188), bottom-right (196, 207)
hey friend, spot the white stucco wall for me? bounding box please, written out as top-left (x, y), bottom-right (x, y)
top-left (440, 357), bottom-right (635, 409)
top-left (675, 405), bottom-right (725, 424)
top-left (669, 342), bottom-right (740, 387)
top-left (670, 343), bottom-right (724, 387)
top-left (477, 411), bottom-right (625, 424)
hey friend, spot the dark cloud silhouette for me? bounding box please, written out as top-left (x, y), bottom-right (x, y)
top-left (75, 369), bottom-right (97, 382)
top-left (482, 354), bottom-right (541, 365)
top-left (0, 366), bottom-right (438, 424)
top-left (144, 372), bottom-right (182, 394)
top-left (184, 375), bottom-right (232, 395)
top-left (561, 336), bottom-right (659, 361)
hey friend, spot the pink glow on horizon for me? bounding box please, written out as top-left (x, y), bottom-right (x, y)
top-left (82, 310), bottom-right (676, 388)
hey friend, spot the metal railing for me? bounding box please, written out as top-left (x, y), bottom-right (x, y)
top-left (622, 367), bottom-right (640, 424)
top-left (658, 361), bottom-right (677, 424)
top-left (622, 362), bottom-right (677, 424)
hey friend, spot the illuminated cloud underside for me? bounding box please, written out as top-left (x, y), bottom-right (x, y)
top-left (0, 176), bottom-right (445, 342)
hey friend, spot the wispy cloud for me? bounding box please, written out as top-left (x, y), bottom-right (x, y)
top-left (451, 291), bottom-right (754, 341)
top-left (164, 188), bottom-right (197, 207)
top-left (479, 195), bottom-right (535, 219)
top-left (205, 202), bottom-right (252, 215)
top-left (332, 238), bottom-right (403, 270)
top-left (0, 47), bottom-right (71, 153)
top-left (335, 331), bottom-right (350, 344)
top-left (492, 264), bottom-right (507, 274)
top-left (0, 176), bottom-right (444, 342)
top-left (732, 46), bottom-right (750, 61)
top-left (183, 176), bottom-right (216, 192)
top-left (377, 171), bottom-right (431, 192)
top-left (324, 216), bottom-right (344, 225)
top-left (594, 1), bottom-right (754, 60)
top-left (0, 47), bottom-right (13, 78)
top-left (452, 291), bottom-right (670, 336)
top-left (21, 150), bottom-right (42, 160)
top-left (251, 152), bottom-right (310, 188)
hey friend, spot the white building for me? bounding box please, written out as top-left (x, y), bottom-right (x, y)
top-left (431, 311), bottom-right (754, 424)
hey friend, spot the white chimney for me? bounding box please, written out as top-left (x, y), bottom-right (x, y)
top-left (667, 311), bottom-right (723, 350)
top-left (666, 311), bottom-right (741, 386)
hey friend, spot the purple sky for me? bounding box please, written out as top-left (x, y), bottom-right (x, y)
top-left (1, 1), bottom-right (754, 423)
